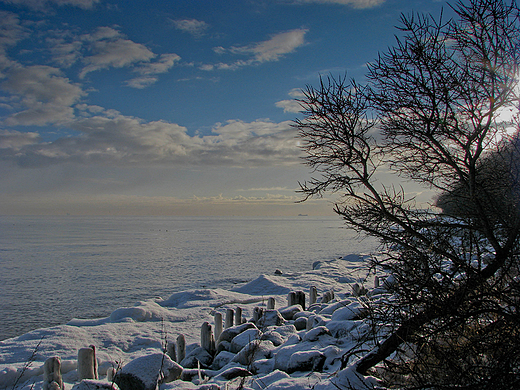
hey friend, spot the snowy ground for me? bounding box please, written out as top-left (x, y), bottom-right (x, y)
top-left (0, 254), bottom-right (388, 390)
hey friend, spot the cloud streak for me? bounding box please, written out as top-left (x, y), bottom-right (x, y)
top-left (291, 0), bottom-right (385, 8)
top-left (0, 0), bottom-right (100, 9)
top-left (203, 29), bottom-right (308, 70)
top-left (171, 19), bottom-right (209, 38)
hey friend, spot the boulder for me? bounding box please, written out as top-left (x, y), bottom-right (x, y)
top-left (114, 353), bottom-right (182, 390)
top-left (232, 340), bottom-right (275, 365)
top-left (302, 326), bottom-right (331, 342)
top-left (294, 317), bottom-right (307, 331)
top-left (213, 367), bottom-right (252, 381)
top-left (230, 328), bottom-right (262, 353)
top-left (180, 347), bottom-right (213, 368)
top-left (72, 380), bottom-right (118, 390)
top-left (258, 310), bottom-right (285, 328)
top-left (279, 305), bottom-right (303, 321)
top-left (216, 323), bottom-right (257, 345)
top-left (211, 351), bottom-right (236, 370)
top-left (287, 351), bottom-right (326, 374)
top-left (260, 330), bottom-right (285, 346)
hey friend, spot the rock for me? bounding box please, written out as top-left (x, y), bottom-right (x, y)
top-left (180, 347), bottom-right (213, 368)
top-left (319, 299), bottom-right (353, 315)
top-left (272, 324), bottom-right (297, 338)
top-left (216, 322), bottom-right (257, 345)
top-left (114, 353), bottom-right (182, 390)
top-left (251, 370), bottom-right (290, 390)
top-left (330, 302), bottom-right (365, 321)
top-left (211, 351), bottom-right (235, 370)
top-left (326, 320), bottom-right (363, 338)
top-left (258, 310), bottom-right (285, 328)
top-left (273, 344), bottom-right (303, 372)
top-left (293, 311), bottom-right (313, 320)
top-left (232, 340), bottom-right (275, 365)
top-left (215, 340), bottom-right (231, 354)
top-left (197, 385), bottom-right (220, 390)
top-left (72, 380), bottom-right (118, 390)
top-left (230, 328), bottom-right (262, 353)
top-left (294, 317), bottom-right (307, 330)
top-left (278, 305), bottom-right (303, 320)
top-left (260, 330), bottom-right (285, 346)
top-left (303, 326), bottom-right (331, 342)
top-left (251, 358), bottom-right (276, 376)
top-left (213, 367), bottom-right (252, 381)
top-left (287, 351), bottom-right (326, 374)
top-left (306, 314), bottom-right (327, 330)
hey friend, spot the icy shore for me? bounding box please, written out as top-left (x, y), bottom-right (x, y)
top-left (0, 254), bottom-right (386, 390)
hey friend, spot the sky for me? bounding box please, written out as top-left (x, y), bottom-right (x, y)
top-left (0, 0), bottom-right (450, 216)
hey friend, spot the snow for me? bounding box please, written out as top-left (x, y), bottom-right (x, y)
top-left (0, 254), bottom-right (383, 390)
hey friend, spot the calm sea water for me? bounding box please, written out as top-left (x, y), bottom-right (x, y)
top-left (0, 216), bottom-right (377, 341)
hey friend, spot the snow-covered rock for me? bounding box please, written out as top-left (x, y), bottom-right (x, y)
top-left (229, 328), bottom-right (261, 353)
top-left (232, 340), bottom-right (274, 365)
top-left (257, 310), bottom-right (285, 327)
top-left (180, 347), bottom-right (213, 368)
top-left (114, 353), bottom-right (181, 390)
top-left (287, 350), bottom-right (326, 374)
top-left (71, 380), bottom-right (119, 390)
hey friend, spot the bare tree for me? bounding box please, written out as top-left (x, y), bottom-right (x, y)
top-left (296, 0), bottom-right (520, 388)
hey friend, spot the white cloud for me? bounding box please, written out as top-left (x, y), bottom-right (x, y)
top-left (171, 19), bottom-right (209, 38)
top-left (80, 37), bottom-right (155, 78)
top-left (0, 112), bottom-right (302, 167)
top-left (136, 53), bottom-right (181, 75)
top-left (201, 29), bottom-right (308, 71)
top-left (125, 76), bottom-right (158, 89)
top-left (292, 0), bottom-right (385, 8)
top-left (0, 11), bottom-right (27, 74)
top-left (2, 65), bottom-right (85, 125)
top-left (0, 0), bottom-right (100, 9)
top-left (47, 37), bottom-right (83, 68)
top-left (276, 88), bottom-right (305, 113)
top-left (0, 129), bottom-right (39, 149)
top-left (126, 53), bottom-right (181, 88)
top-left (240, 29), bottom-right (308, 63)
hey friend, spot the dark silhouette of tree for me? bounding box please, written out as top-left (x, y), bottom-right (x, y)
top-left (296, 0), bottom-right (520, 388)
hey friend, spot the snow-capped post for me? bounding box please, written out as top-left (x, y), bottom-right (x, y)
top-left (201, 321), bottom-right (215, 355)
top-left (307, 314), bottom-right (316, 330)
top-left (78, 345), bottom-right (98, 380)
top-left (374, 276), bottom-right (380, 288)
top-left (295, 291), bottom-right (306, 310)
top-left (43, 356), bottom-right (64, 390)
top-left (321, 290), bottom-right (334, 303)
top-left (176, 334), bottom-right (186, 363)
top-left (352, 283), bottom-right (367, 296)
top-left (106, 367), bottom-right (117, 382)
top-left (267, 297), bottom-right (275, 310)
top-left (252, 307), bottom-right (264, 324)
top-left (309, 286), bottom-right (318, 305)
top-left (214, 312), bottom-right (223, 342)
top-left (287, 291), bottom-right (296, 306)
top-left (225, 308), bottom-right (234, 328)
top-left (234, 307), bottom-right (242, 325)
top-left (166, 340), bottom-right (176, 362)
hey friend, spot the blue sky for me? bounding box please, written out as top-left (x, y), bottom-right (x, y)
top-left (0, 0), bottom-right (449, 216)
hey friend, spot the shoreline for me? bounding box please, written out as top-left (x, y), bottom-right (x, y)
top-left (0, 254), bottom-right (383, 389)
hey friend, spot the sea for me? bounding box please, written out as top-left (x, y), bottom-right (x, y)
top-left (0, 215), bottom-right (377, 341)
